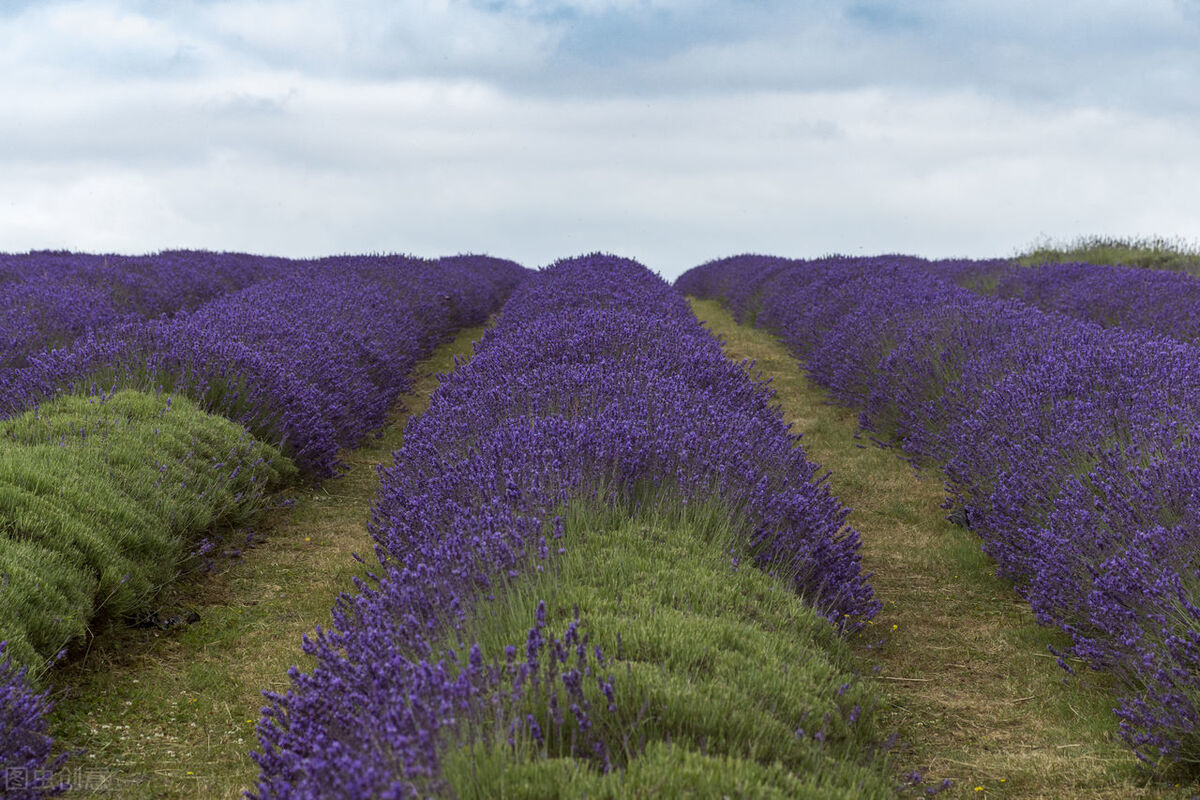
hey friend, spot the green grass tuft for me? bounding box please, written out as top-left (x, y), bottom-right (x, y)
top-left (1015, 235), bottom-right (1200, 275)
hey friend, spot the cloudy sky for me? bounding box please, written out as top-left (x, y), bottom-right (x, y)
top-left (2, 1), bottom-right (1198, 278)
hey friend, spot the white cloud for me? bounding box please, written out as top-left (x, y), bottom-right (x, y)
top-left (0, 3), bottom-right (202, 80)
top-left (3, 75), bottom-right (1198, 276)
top-left (184, 0), bottom-right (562, 78)
top-left (1, 1), bottom-right (1199, 276)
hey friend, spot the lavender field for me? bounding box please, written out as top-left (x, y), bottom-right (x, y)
top-left (681, 255), bottom-right (1200, 776)
top-left (2, 249), bottom-right (1199, 798)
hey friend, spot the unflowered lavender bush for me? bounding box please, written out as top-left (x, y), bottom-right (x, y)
top-left (679, 254), bottom-right (1200, 769)
top-left (253, 254), bottom-right (873, 797)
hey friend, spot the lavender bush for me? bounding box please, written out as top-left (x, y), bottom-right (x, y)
top-left (679, 254), bottom-right (1200, 769)
top-left (253, 254), bottom-right (875, 797)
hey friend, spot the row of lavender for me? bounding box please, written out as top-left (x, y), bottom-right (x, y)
top-left (927, 258), bottom-right (1200, 344)
top-left (1, 253), bottom-right (527, 476)
top-left (1, 252), bottom-right (526, 798)
top-left (0, 250), bottom-right (299, 370)
top-left (251, 254), bottom-right (875, 797)
top-left (678, 255), bottom-right (1200, 768)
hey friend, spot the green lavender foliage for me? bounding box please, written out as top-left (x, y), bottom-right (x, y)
top-left (442, 500), bottom-right (894, 799)
top-left (0, 390), bottom-right (295, 677)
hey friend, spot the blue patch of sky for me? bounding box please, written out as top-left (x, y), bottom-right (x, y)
top-left (472, 0), bottom-right (793, 65)
top-left (844, 2), bottom-right (926, 32)
top-left (0, 0), bottom-right (43, 17)
top-left (551, 9), bottom-right (708, 65)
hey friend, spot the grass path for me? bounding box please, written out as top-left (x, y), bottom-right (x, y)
top-left (690, 299), bottom-right (1195, 800)
top-left (47, 324), bottom-right (487, 799)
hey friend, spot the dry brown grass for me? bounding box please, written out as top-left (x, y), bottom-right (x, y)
top-left (690, 298), bottom-right (1197, 800)
top-left (47, 325), bottom-right (487, 799)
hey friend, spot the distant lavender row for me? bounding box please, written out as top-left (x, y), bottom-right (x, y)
top-left (927, 258), bottom-right (1200, 344)
top-left (1, 255), bottom-right (527, 477)
top-left (0, 250), bottom-right (301, 370)
top-left (252, 254), bottom-right (873, 797)
top-left (678, 255), bottom-right (1200, 768)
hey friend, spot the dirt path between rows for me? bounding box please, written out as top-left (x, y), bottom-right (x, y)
top-left (48, 324), bottom-right (486, 799)
top-left (690, 298), bottom-right (1190, 800)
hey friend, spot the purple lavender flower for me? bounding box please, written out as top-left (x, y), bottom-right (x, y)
top-left (0, 643), bottom-right (70, 799)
